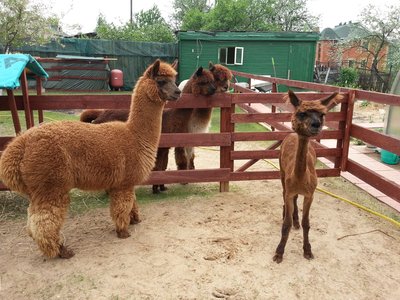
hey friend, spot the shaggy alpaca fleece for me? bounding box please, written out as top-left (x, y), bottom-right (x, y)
top-left (273, 91), bottom-right (342, 264)
top-left (0, 59), bottom-right (180, 258)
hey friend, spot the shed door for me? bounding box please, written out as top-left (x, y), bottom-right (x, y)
top-left (288, 43), bottom-right (314, 82)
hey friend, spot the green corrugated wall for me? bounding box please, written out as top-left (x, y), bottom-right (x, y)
top-left (177, 31), bottom-right (318, 87)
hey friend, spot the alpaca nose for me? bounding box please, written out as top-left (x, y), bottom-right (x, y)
top-left (311, 120), bottom-right (321, 128)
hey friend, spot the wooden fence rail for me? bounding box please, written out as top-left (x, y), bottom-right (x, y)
top-left (1, 71), bottom-right (400, 204)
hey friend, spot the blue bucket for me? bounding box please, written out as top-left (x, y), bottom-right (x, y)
top-left (381, 149), bottom-right (400, 165)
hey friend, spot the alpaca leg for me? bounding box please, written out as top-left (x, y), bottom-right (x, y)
top-left (292, 195), bottom-right (300, 229)
top-left (153, 148), bottom-right (169, 194)
top-left (109, 189), bottom-right (134, 238)
top-left (186, 147), bottom-right (195, 170)
top-left (129, 192), bottom-right (141, 224)
top-left (273, 194), bottom-right (294, 263)
top-left (29, 193), bottom-right (74, 259)
top-left (302, 196), bottom-right (314, 260)
top-left (175, 147), bottom-right (189, 185)
top-left (175, 147), bottom-right (189, 170)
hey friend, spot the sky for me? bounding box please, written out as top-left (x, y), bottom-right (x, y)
top-left (48, 0), bottom-right (398, 34)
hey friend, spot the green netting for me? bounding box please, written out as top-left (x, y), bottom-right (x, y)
top-left (12, 38), bottom-right (178, 91)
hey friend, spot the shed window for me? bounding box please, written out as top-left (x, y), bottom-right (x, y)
top-left (218, 47), bottom-right (244, 65)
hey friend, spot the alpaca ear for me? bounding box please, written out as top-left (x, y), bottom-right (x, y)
top-left (288, 90), bottom-right (301, 107)
top-left (171, 59), bottom-right (178, 70)
top-left (195, 67), bottom-right (203, 77)
top-left (148, 59), bottom-right (160, 78)
top-left (320, 92), bottom-right (343, 109)
top-left (209, 61), bottom-right (215, 71)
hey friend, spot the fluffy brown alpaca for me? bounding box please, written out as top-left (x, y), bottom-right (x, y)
top-left (80, 66), bottom-right (218, 194)
top-left (273, 90), bottom-right (341, 264)
top-left (0, 59), bottom-right (180, 258)
top-left (175, 62), bottom-right (233, 173)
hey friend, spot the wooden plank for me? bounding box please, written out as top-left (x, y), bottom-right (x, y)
top-left (167, 93), bottom-right (232, 109)
top-left (219, 104), bottom-right (235, 192)
top-left (232, 71), bottom-right (345, 92)
top-left (231, 92), bottom-right (348, 104)
top-left (0, 136), bottom-right (14, 151)
top-left (232, 130), bottom-right (343, 142)
top-left (236, 141), bottom-right (281, 172)
top-left (144, 168), bottom-right (230, 185)
top-left (346, 160), bottom-right (400, 203)
top-left (351, 124), bottom-right (400, 155)
top-left (341, 90), bottom-right (355, 171)
top-left (159, 133), bottom-right (231, 147)
top-left (355, 90), bottom-right (400, 106)
top-left (6, 90), bottom-right (21, 134)
top-left (229, 168), bottom-right (340, 181)
top-left (231, 148), bottom-right (342, 160)
top-left (20, 69), bottom-right (34, 129)
top-left (231, 111), bottom-right (346, 123)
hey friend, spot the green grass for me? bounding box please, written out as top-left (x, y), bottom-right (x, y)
top-left (0, 110), bottom-right (80, 135)
top-left (0, 183), bottom-right (223, 220)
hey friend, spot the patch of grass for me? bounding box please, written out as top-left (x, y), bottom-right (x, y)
top-left (0, 110), bottom-right (80, 135)
top-left (209, 107), bottom-right (268, 133)
top-left (0, 183), bottom-right (223, 220)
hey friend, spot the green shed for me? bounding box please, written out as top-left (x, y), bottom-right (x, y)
top-left (177, 31), bottom-right (319, 85)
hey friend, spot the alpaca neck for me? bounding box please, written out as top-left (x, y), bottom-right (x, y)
top-left (127, 92), bottom-right (164, 145)
top-left (294, 134), bottom-right (310, 178)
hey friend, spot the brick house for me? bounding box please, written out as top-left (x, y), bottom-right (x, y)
top-left (316, 22), bottom-right (389, 71)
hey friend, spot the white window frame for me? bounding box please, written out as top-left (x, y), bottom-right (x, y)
top-left (218, 47), bottom-right (244, 65)
top-left (234, 47), bottom-right (244, 65)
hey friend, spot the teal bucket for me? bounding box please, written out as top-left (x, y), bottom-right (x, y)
top-left (381, 149), bottom-right (400, 165)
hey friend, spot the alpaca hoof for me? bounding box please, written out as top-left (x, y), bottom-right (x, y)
top-left (273, 253), bottom-right (283, 264)
top-left (293, 222), bottom-right (300, 229)
top-left (117, 230), bottom-right (131, 239)
top-left (152, 185), bottom-right (160, 194)
top-left (58, 245), bottom-right (75, 259)
top-left (304, 252), bottom-right (314, 260)
top-left (160, 185), bottom-right (168, 192)
top-left (130, 216), bottom-right (141, 224)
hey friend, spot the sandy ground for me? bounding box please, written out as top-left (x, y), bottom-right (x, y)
top-left (0, 145), bottom-right (399, 300)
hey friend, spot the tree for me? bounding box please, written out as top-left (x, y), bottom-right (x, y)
top-left (271, 0), bottom-right (319, 32)
top-left (173, 0), bottom-right (317, 32)
top-left (171, 0), bottom-right (210, 29)
top-left (0, 0), bottom-right (60, 53)
top-left (95, 6), bottom-right (176, 43)
top-left (341, 4), bottom-right (400, 89)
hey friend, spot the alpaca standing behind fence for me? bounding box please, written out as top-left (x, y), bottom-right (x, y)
top-left (273, 90), bottom-right (342, 263)
top-left (0, 60), bottom-right (181, 258)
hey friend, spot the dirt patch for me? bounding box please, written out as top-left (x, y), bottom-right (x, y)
top-left (0, 146), bottom-right (399, 299)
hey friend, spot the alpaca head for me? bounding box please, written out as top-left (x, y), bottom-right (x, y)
top-left (287, 90), bottom-right (341, 137)
top-left (185, 66), bottom-right (217, 96)
top-left (143, 59), bottom-right (181, 102)
top-left (209, 62), bottom-right (233, 93)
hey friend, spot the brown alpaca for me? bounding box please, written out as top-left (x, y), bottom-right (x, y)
top-left (80, 66), bottom-right (218, 194)
top-left (273, 90), bottom-right (341, 264)
top-left (0, 60), bottom-right (180, 258)
top-left (175, 62), bottom-right (233, 172)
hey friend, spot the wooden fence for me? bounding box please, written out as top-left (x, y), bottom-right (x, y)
top-left (0, 72), bottom-right (399, 204)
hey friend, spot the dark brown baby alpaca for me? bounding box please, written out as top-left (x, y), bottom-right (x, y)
top-left (0, 60), bottom-right (181, 259)
top-left (273, 90), bottom-right (342, 264)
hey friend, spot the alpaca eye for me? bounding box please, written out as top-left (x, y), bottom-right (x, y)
top-left (157, 80), bottom-right (167, 86)
top-left (297, 112), bottom-right (307, 119)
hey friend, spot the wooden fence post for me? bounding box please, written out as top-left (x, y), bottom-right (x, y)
top-left (340, 90), bottom-right (355, 171)
top-left (219, 94), bottom-right (235, 192)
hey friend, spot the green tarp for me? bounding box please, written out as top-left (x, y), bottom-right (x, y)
top-left (12, 38), bottom-right (178, 90)
top-left (0, 54), bottom-right (48, 89)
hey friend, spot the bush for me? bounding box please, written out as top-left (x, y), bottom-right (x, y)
top-left (338, 67), bottom-right (359, 88)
